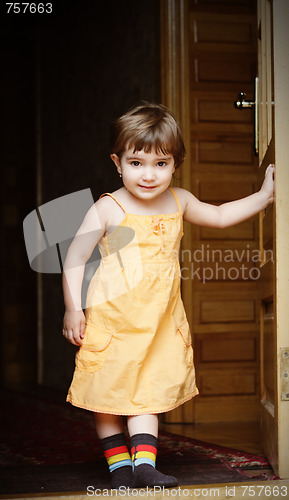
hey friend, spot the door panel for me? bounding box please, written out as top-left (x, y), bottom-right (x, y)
top-left (189, 0), bottom-right (260, 424)
top-left (161, 0), bottom-right (260, 424)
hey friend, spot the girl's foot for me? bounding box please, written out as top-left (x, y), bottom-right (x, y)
top-left (133, 463), bottom-right (178, 488)
top-left (111, 465), bottom-right (133, 489)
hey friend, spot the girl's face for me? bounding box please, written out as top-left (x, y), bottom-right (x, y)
top-left (111, 148), bottom-right (175, 201)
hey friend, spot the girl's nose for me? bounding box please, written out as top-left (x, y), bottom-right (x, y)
top-left (142, 167), bottom-right (155, 181)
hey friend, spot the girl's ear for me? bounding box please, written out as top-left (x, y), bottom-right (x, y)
top-left (110, 154), bottom-right (122, 175)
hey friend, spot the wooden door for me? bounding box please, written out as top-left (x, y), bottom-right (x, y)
top-left (161, 0), bottom-right (289, 479)
top-left (161, 0), bottom-right (260, 424)
top-left (258, 0), bottom-right (289, 478)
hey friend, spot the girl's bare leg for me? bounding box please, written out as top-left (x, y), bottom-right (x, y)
top-left (93, 412), bottom-right (124, 439)
top-left (127, 413), bottom-right (158, 437)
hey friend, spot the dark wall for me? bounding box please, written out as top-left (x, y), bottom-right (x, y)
top-left (1, 30), bottom-right (37, 387)
top-left (1, 0), bottom-right (161, 391)
top-left (39, 0), bottom-right (160, 203)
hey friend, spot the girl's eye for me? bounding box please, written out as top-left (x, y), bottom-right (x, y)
top-left (157, 161), bottom-right (166, 167)
top-left (131, 161), bottom-right (141, 167)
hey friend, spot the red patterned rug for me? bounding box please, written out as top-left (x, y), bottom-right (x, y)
top-left (0, 388), bottom-right (278, 495)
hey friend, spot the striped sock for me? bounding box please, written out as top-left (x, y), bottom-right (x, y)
top-left (131, 433), bottom-right (178, 488)
top-left (131, 440), bottom-right (157, 469)
top-left (101, 433), bottom-right (133, 488)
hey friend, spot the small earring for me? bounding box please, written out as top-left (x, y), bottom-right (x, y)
top-left (119, 173), bottom-right (122, 178)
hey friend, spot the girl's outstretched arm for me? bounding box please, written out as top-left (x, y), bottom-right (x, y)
top-left (182, 164), bottom-right (275, 228)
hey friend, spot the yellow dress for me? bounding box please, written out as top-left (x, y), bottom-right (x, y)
top-left (67, 188), bottom-right (198, 415)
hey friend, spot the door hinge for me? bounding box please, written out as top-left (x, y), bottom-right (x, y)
top-left (280, 348), bottom-right (289, 401)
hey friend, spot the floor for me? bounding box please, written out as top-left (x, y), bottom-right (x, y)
top-left (3, 386), bottom-right (282, 500)
top-left (160, 421), bottom-right (264, 456)
top-left (6, 384), bottom-right (264, 457)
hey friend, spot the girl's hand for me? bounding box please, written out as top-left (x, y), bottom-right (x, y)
top-left (260, 163), bottom-right (275, 205)
top-left (63, 310), bottom-right (85, 346)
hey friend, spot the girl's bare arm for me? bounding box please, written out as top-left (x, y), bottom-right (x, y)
top-left (62, 200), bottom-right (106, 345)
top-left (181, 164), bottom-right (275, 228)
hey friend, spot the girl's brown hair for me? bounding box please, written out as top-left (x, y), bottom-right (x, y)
top-left (111, 103), bottom-right (186, 169)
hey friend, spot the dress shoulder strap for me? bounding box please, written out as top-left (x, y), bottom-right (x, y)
top-left (169, 187), bottom-right (183, 214)
top-left (99, 193), bottom-right (127, 213)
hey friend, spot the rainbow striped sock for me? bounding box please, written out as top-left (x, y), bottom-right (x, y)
top-left (131, 433), bottom-right (157, 470)
top-left (101, 433), bottom-right (132, 488)
top-left (130, 433), bottom-right (178, 488)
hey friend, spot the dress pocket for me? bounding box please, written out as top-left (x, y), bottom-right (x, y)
top-left (75, 322), bottom-right (113, 373)
top-left (172, 295), bottom-right (191, 345)
top-left (176, 319), bottom-right (194, 367)
top-left (177, 320), bottom-right (192, 347)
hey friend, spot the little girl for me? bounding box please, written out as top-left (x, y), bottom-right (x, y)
top-left (62, 103), bottom-right (274, 489)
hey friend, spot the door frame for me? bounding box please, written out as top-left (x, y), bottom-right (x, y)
top-left (271, 0), bottom-right (289, 479)
top-left (160, 0), bottom-right (192, 327)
